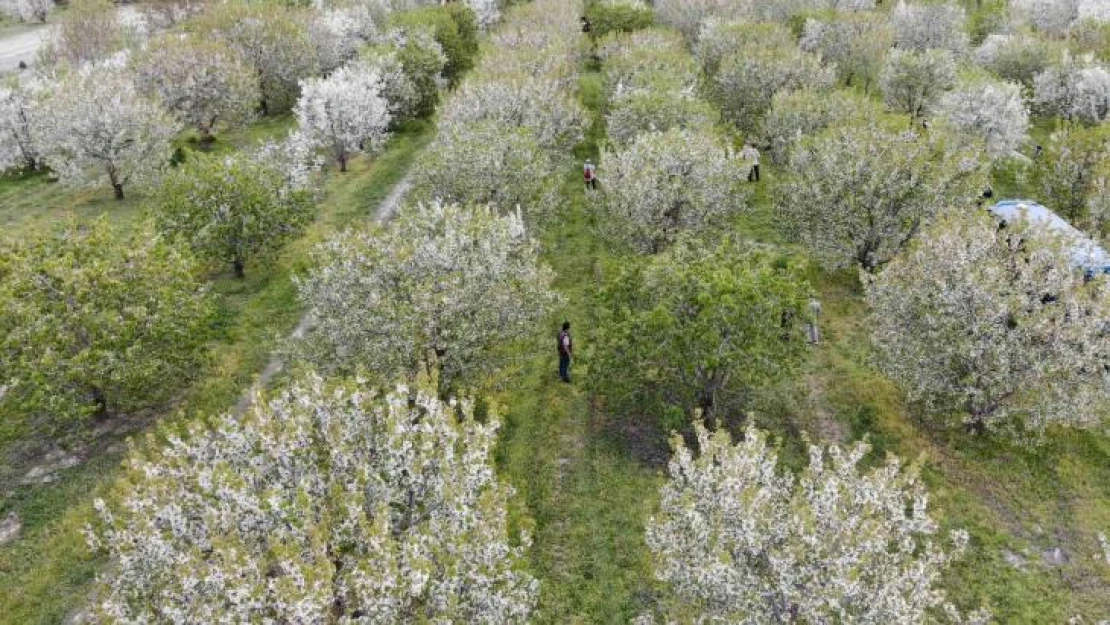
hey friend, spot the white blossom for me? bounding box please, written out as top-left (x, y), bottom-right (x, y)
top-left (776, 125), bottom-right (987, 270)
top-left (940, 78), bottom-right (1030, 159)
top-left (197, 2), bottom-right (319, 114)
top-left (645, 422), bottom-right (977, 623)
top-left (463, 0), bottom-right (500, 29)
top-left (33, 61), bottom-right (180, 198)
top-left (309, 4), bottom-right (378, 74)
top-left (141, 0), bottom-right (203, 30)
top-left (485, 1), bottom-right (578, 81)
top-left (601, 28), bottom-right (697, 97)
top-left (598, 127), bottom-right (749, 254)
top-left (134, 35), bottom-right (260, 140)
top-left (297, 199), bottom-right (561, 392)
top-left (761, 88), bottom-right (877, 164)
top-left (1078, 0), bottom-right (1110, 23)
top-left (252, 129), bottom-right (326, 193)
top-left (437, 75), bottom-right (586, 152)
top-left (695, 20), bottom-right (795, 78)
top-left (866, 209), bottom-right (1110, 436)
top-left (1012, 0), bottom-right (1081, 35)
top-left (294, 62), bottom-right (392, 172)
top-left (0, 73), bottom-right (48, 172)
top-left (1034, 56), bottom-right (1110, 123)
top-left (0, 0), bottom-right (51, 22)
top-left (891, 1), bottom-right (969, 53)
top-left (713, 42), bottom-right (835, 132)
top-left (654, 0), bottom-right (748, 41)
top-left (607, 84), bottom-right (718, 147)
top-left (37, 0), bottom-right (125, 67)
top-left (880, 48), bottom-right (958, 118)
top-left (973, 33), bottom-right (1057, 87)
top-left (359, 48), bottom-right (421, 122)
top-left (87, 373), bottom-right (538, 622)
top-left (799, 13), bottom-right (893, 88)
top-left (411, 120), bottom-right (558, 221)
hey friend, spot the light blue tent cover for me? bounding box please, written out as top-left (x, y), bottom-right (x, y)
top-left (988, 199), bottom-right (1110, 277)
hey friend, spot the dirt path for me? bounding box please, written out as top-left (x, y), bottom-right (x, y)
top-left (232, 172), bottom-right (413, 415)
top-left (0, 25), bottom-right (49, 72)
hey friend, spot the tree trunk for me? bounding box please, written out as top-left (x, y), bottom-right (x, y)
top-left (339, 153), bottom-right (348, 173)
top-left (108, 166), bottom-right (125, 200)
top-left (91, 387), bottom-right (109, 421)
top-left (233, 258), bottom-right (245, 279)
top-left (965, 418), bottom-right (986, 436)
top-left (198, 126), bottom-right (216, 151)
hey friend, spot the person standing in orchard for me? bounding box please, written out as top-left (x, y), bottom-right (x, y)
top-left (584, 159), bottom-right (598, 190)
top-left (806, 297), bottom-right (822, 344)
top-left (557, 321), bottom-right (573, 383)
top-left (741, 142), bottom-right (761, 182)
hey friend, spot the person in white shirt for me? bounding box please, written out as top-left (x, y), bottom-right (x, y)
top-left (583, 160), bottom-right (598, 190)
top-left (741, 143), bottom-right (761, 182)
top-left (805, 298), bottom-right (822, 344)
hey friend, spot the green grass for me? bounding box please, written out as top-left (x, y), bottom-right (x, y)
top-left (0, 117), bottom-right (297, 238)
top-left (0, 120), bottom-right (432, 625)
top-left (493, 66), bottom-right (662, 623)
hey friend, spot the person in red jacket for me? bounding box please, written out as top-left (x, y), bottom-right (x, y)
top-left (557, 321), bottom-right (573, 383)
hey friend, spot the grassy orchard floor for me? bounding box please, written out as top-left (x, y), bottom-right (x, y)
top-left (495, 68), bottom-right (662, 623)
top-left (0, 118), bottom-right (432, 624)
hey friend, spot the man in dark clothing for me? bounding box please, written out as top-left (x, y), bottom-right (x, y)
top-left (557, 321), bottom-right (573, 383)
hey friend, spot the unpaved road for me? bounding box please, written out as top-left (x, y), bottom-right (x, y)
top-left (0, 25), bottom-right (49, 72)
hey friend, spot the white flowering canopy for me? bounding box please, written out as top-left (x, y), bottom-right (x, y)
top-left (1079, 0), bottom-right (1110, 23)
top-left (87, 374), bottom-right (538, 623)
top-left (973, 33), bottom-right (1056, 87)
top-left (891, 1), bottom-right (969, 53)
top-left (437, 75), bottom-right (587, 153)
top-left (776, 125), bottom-right (987, 271)
top-left (309, 4), bottom-right (378, 73)
top-left (298, 199), bottom-right (561, 392)
top-left (799, 13), bottom-right (893, 89)
top-left (411, 120), bottom-right (558, 220)
top-left (1034, 57), bottom-right (1110, 124)
top-left (134, 34), bottom-right (261, 140)
top-left (463, 0), bottom-right (500, 29)
top-left (879, 48), bottom-right (958, 118)
top-left (0, 0), bottom-right (51, 22)
top-left (33, 60), bottom-right (180, 198)
top-left (295, 62), bottom-right (393, 171)
top-left (598, 127), bottom-right (749, 254)
top-left (0, 73), bottom-right (48, 172)
top-left (939, 78), bottom-right (1030, 160)
top-left (761, 88), bottom-right (877, 164)
top-left (867, 209), bottom-right (1110, 437)
top-left (1012, 0), bottom-right (1081, 35)
top-left (645, 422), bottom-right (982, 623)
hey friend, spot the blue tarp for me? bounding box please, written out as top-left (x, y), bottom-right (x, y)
top-left (988, 200), bottom-right (1110, 277)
